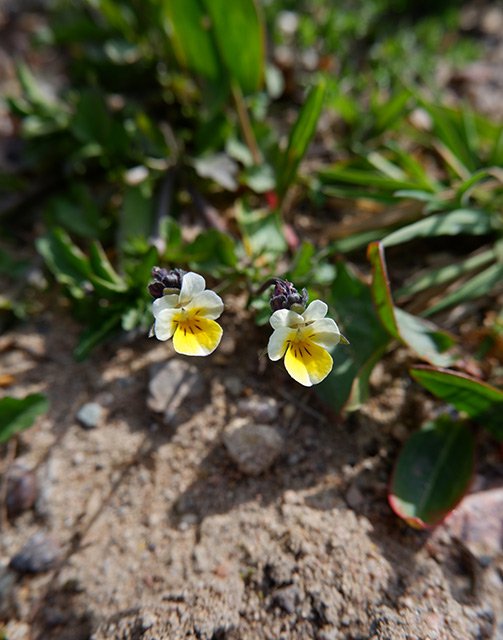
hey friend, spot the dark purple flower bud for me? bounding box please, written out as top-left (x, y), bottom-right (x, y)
top-left (148, 267), bottom-right (186, 299)
top-left (269, 279), bottom-right (308, 312)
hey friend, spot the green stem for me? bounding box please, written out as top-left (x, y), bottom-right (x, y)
top-left (231, 81), bottom-right (261, 165)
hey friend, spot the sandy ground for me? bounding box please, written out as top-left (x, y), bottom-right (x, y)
top-left (0, 306), bottom-right (501, 640)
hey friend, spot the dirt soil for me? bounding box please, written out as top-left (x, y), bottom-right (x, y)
top-left (1, 2), bottom-right (503, 638)
top-left (0, 303), bottom-right (502, 640)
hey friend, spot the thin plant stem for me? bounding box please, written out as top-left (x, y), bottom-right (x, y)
top-left (231, 81), bottom-right (261, 165)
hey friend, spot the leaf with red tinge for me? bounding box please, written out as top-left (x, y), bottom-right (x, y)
top-left (389, 415), bottom-right (475, 529)
top-left (411, 365), bottom-right (503, 441)
top-left (367, 241), bottom-right (456, 366)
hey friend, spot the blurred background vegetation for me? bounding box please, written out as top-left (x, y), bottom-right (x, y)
top-left (0, 0), bottom-right (502, 526)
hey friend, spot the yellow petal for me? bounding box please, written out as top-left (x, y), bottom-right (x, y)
top-left (172, 316), bottom-right (223, 356)
top-left (284, 340), bottom-right (333, 386)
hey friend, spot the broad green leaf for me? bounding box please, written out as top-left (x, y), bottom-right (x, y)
top-left (424, 262), bottom-right (503, 317)
top-left (186, 229), bottom-right (237, 272)
top-left (236, 204), bottom-right (286, 257)
top-left (164, 0), bottom-right (226, 100)
top-left (203, 0), bottom-right (264, 95)
top-left (277, 80), bottom-right (326, 200)
top-left (382, 208), bottom-right (493, 248)
top-left (0, 394), bottom-right (49, 444)
top-left (410, 366), bottom-right (503, 440)
top-left (45, 183), bottom-right (104, 239)
top-left (118, 183), bottom-right (154, 248)
top-left (316, 261), bottom-right (390, 413)
top-left (37, 228), bottom-right (91, 298)
top-left (88, 242), bottom-right (128, 294)
top-left (389, 415), bottom-right (475, 529)
top-left (368, 242), bottom-right (456, 366)
top-left (89, 242), bottom-right (125, 287)
top-left (71, 90), bottom-right (128, 157)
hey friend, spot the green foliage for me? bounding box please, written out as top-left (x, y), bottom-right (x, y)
top-left (389, 415), bottom-right (475, 529)
top-left (411, 366), bottom-right (503, 441)
top-left (276, 79), bottom-right (326, 201)
top-left (0, 394), bottom-right (49, 444)
top-left (316, 261), bottom-right (389, 412)
top-left (368, 242), bottom-right (457, 366)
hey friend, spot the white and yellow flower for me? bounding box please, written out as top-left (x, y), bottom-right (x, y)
top-left (152, 271), bottom-right (224, 356)
top-left (268, 300), bottom-right (344, 386)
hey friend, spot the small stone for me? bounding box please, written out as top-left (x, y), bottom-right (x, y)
top-left (224, 377), bottom-right (243, 398)
top-left (9, 532), bottom-right (61, 574)
top-left (0, 568), bottom-right (17, 619)
top-left (6, 463), bottom-right (38, 517)
top-left (76, 402), bottom-right (105, 430)
top-left (140, 613), bottom-right (156, 631)
top-left (223, 420), bottom-right (284, 476)
top-left (148, 360), bottom-right (205, 423)
top-left (441, 488), bottom-right (503, 559)
top-left (237, 396), bottom-right (279, 423)
top-left (345, 483), bottom-right (364, 510)
top-left (271, 585), bottom-right (301, 614)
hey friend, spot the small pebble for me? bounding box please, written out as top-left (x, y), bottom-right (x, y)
top-left (223, 377), bottom-right (243, 398)
top-left (223, 420), bottom-right (283, 476)
top-left (76, 402), bottom-right (105, 430)
top-left (345, 483), bottom-right (364, 510)
top-left (148, 360), bottom-right (205, 423)
top-left (271, 585), bottom-right (301, 614)
top-left (6, 463), bottom-right (38, 517)
top-left (9, 532), bottom-right (61, 574)
top-left (237, 396), bottom-right (279, 423)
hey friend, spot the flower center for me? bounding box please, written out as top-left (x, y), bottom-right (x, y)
top-left (286, 328), bottom-right (316, 360)
top-left (173, 309), bottom-right (203, 337)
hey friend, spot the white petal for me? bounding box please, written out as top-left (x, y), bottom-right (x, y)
top-left (179, 272), bottom-right (206, 305)
top-left (152, 294), bottom-right (179, 317)
top-left (306, 318), bottom-right (341, 349)
top-left (186, 290), bottom-right (224, 319)
top-left (267, 327), bottom-right (294, 361)
top-left (154, 310), bottom-right (176, 341)
top-left (270, 309), bottom-right (304, 329)
top-left (302, 299), bottom-right (328, 322)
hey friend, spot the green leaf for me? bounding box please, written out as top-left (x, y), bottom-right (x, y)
top-left (45, 183), bottom-right (105, 239)
top-left (0, 393), bottom-right (49, 444)
top-left (389, 415), bottom-right (475, 529)
top-left (164, 0), bottom-right (226, 100)
top-left (367, 241), bottom-right (456, 366)
top-left (118, 183), bottom-right (154, 247)
top-left (319, 164), bottom-right (420, 193)
top-left (277, 80), bottom-right (326, 200)
top-left (422, 103), bottom-right (477, 175)
top-left (316, 261), bottom-right (390, 413)
top-left (382, 208), bottom-right (493, 248)
top-left (74, 312), bottom-right (123, 361)
top-left (236, 204), bottom-right (286, 257)
top-left (371, 89), bottom-right (411, 137)
top-left (71, 90), bottom-right (128, 157)
top-left (37, 228), bottom-right (91, 298)
top-left (396, 249), bottom-right (495, 298)
top-left (185, 229), bottom-right (237, 272)
top-left (424, 262), bottom-right (503, 317)
top-left (410, 366), bottom-right (503, 440)
top-left (203, 0), bottom-right (264, 95)
top-left (88, 242), bottom-right (128, 294)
